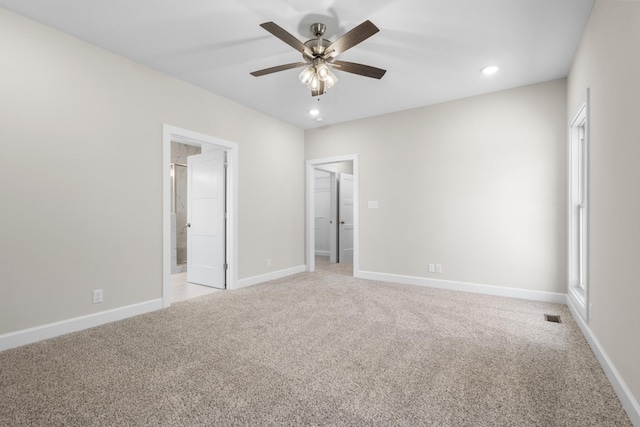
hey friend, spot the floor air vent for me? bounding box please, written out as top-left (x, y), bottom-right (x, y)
top-left (544, 314), bottom-right (561, 323)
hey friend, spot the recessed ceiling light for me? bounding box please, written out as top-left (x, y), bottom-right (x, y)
top-left (482, 65), bottom-right (499, 75)
top-left (309, 109), bottom-right (320, 116)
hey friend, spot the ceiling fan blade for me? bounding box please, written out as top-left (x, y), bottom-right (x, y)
top-left (323, 20), bottom-right (379, 59)
top-left (260, 22), bottom-right (314, 58)
top-left (330, 60), bottom-right (387, 79)
top-left (311, 80), bottom-right (325, 97)
top-left (250, 62), bottom-right (308, 77)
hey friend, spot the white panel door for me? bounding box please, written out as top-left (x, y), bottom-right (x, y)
top-left (314, 171), bottom-right (331, 256)
top-left (328, 172), bottom-right (338, 264)
top-left (187, 149), bottom-right (225, 288)
top-left (338, 173), bottom-right (354, 263)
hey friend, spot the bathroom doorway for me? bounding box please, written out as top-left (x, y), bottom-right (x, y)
top-left (170, 142), bottom-right (201, 274)
top-left (170, 142), bottom-right (225, 303)
top-left (162, 125), bottom-right (239, 308)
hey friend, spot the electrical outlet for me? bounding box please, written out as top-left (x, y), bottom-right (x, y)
top-left (435, 264), bottom-right (442, 274)
top-left (428, 264), bottom-right (435, 273)
top-left (93, 289), bottom-right (103, 304)
top-left (267, 259), bottom-right (272, 268)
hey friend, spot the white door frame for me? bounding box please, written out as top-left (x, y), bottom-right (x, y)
top-left (306, 155), bottom-right (359, 274)
top-left (162, 124), bottom-right (239, 307)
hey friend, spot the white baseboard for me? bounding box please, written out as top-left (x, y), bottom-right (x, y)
top-left (235, 265), bottom-right (306, 290)
top-left (567, 298), bottom-right (640, 426)
top-left (315, 251), bottom-right (330, 257)
top-left (0, 299), bottom-right (163, 352)
top-left (356, 270), bottom-right (567, 304)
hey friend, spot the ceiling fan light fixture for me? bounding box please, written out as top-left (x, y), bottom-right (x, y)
top-left (297, 59), bottom-right (337, 92)
top-left (299, 66), bottom-right (314, 86)
top-left (324, 71), bottom-right (338, 89)
top-left (316, 62), bottom-right (330, 80)
top-left (309, 75), bottom-right (320, 90)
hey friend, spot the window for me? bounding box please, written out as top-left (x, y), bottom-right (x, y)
top-left (568, 90), bottom-right (589, 321)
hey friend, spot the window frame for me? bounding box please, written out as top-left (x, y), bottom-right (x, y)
top-left (568, 89), bottom-right (590, 322)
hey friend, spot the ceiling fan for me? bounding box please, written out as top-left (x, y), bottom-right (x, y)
top-left (250, 20), bottom-right (386, 96)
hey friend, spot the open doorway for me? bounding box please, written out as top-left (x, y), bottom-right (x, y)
top-left (169, 142), bottom-right (224, 303)
top-left (170, 142), bottom-right (201, 274)
top-left (314, 162), bottom-right (354, 263)
top-left (306, 155), bottom-right (359, 276)
top-left (162, 125), bottom-right (239, 308)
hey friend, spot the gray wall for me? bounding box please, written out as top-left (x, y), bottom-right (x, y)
top-left (567, 0), bottom-right (640, 409)
top-left (0, 8), bottom-right (305, 335)
top-left (306, 79), bottom-right (567, 293)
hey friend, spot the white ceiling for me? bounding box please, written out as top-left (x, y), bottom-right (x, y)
top-left (0, 0), bottom-right (594, 129)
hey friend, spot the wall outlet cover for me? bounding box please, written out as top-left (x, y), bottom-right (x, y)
top-left (93, 289), bottom-right (104, 304)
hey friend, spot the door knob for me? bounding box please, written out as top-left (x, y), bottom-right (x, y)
top-left (340, 221), bottom-right (345, 224)
top-left (186, 223), bottom-right (191, 228)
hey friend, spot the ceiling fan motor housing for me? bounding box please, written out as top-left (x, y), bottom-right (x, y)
top-left (303, 38), bottom-right (331, 59)
top-left (310, 23), bottom-right (326, 37)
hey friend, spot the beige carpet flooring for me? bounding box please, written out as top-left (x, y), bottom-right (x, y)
top-left (0, 259), bottom-right (632, 426)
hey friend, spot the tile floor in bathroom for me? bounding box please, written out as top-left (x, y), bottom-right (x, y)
top-left (171, 272), bottom-right (221, 303)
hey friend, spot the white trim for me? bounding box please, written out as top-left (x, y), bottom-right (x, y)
top-left (306, 155), bottom-right (359, 274)
top-left (567, 89), bottom-right (590, 322)
top-left (357, 270), bottom-right (567, 304)
top-left (236, 265), bottom-right (306, 289)
top-left (567, 282), bottom-right (588, 321)
top-left (162, 125), bottom-right (239, 308)
top-left (567, 298), bottom-right (640, 426)
top-left (315, 251), bottom-right (330, 257)
top-left (0, 299), bottom-right (163, 352)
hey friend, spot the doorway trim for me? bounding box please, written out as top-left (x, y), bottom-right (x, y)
top-left (306, 154), bottom-right (359, 274)
top-left (162, 125), bottom-right (239, 307)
